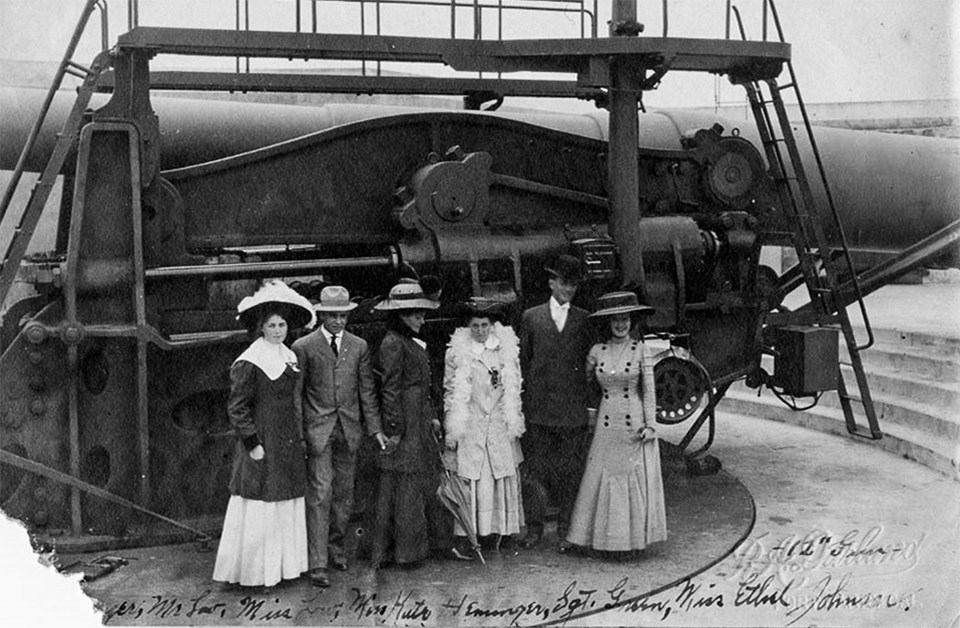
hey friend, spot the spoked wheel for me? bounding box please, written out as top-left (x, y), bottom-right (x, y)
top-left (654, 353), bottom-right (710, 425)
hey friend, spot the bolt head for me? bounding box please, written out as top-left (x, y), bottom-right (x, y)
top-left (24, 323), bottom-right (46, 344)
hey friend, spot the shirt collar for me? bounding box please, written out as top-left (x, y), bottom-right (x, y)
top-left (469, 333), bottom-right (501, 355)
top-left (550, 296), bottom-right (570, 312)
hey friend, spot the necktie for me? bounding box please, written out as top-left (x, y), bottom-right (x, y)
top-left (330, 334), bottom-right (338, 357)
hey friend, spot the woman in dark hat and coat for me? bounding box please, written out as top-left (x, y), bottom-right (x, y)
top-left (443, 298), bottom-right (525, 555)
top-left (369, 281), bottom-right (442, 568)
top-left (213, 279), bottom-right (316, 587)
top-left (565, 291), bottom-right (667, 554)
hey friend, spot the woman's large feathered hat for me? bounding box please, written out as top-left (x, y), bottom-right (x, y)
top-left (237, 279), bottom-right (316, 330)
top-left (373, 281), bottom-right (440, 311)
top-left (457, 297), bottom-right (511, 323)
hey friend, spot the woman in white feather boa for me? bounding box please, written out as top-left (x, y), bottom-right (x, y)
top-left (442, 299), bottom-right (525, 553)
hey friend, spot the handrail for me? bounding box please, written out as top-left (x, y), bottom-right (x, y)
top-left (0, 0), bottom-right (108, 227)
top-left (298, 0), bottom-right (597, 39)
top-left (119, 0), bottom-right (789, 51)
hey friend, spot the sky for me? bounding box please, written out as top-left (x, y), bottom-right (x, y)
top-left (0, 0), bottom-right (957, 112)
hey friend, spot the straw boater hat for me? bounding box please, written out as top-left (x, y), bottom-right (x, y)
top-left (589, 291), bottom-right (655, 318)
top-left (313, 285), bottom-right (358, 313)
top-left (236, 279), bottom-right (316, 330)
top-left (545, 254), bottom-right (585, 284)
top-left (373, 281), bottom-right (440, 311)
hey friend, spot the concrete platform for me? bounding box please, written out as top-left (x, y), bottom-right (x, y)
top-left (55, 443), bottom-right (756, 626)
top-left (16, 412), bottom-right (956, 628)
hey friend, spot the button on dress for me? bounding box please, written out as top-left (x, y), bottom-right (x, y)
top-left (566, 340), bottom-right (667, 551)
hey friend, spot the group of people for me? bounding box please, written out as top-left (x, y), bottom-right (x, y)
top-left (212, 254), bottom-right (667, 589)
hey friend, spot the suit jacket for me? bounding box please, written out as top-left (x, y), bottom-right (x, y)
top-left (519, 302), bottom-right (592, 428)
top-left (293, 329), bottom-right (382, 454)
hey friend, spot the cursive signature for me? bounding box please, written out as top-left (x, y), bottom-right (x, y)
top-left (730, 526), bottom-right (925, 583)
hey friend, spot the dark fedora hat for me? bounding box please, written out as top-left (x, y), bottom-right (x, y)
top-left (545, 254), bottom-right (585, 283)
top-left (589, 291), bottom-right (655, 318)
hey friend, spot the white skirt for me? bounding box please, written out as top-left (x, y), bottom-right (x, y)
top-left (455, 454), bottom-right (524, 538)
top-left (212, 495), bottom-right (308, 587)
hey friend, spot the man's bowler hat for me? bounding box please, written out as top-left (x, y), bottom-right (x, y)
top-left (545, 254), bottom-right (585, 283)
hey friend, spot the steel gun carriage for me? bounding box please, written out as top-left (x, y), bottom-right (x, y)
top-left (1, 0), bottom-right (958, 542)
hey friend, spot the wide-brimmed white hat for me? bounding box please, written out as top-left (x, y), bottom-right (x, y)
top-left (237, 280), bottom-right (316, 330)
top-left (374, 281), bottom-right (440, 311)
top-left (314, 285), bottom-right (358, 313)
top-left (589, 291), bottom-right (654, 318)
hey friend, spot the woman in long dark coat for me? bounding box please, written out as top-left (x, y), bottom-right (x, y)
top-left (370, 281), bottom-right (441, 568)
top-left (213, 280), bottom-right (316, 587)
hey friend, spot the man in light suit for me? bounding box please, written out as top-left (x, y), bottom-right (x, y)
top-left (518, 255), bottom-right (593, 551)
top-left (293, 286), bottom-right (388, 587)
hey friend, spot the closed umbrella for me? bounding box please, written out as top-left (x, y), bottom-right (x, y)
top-left (436, 449), bottom-right (485, 564)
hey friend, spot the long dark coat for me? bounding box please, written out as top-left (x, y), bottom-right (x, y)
top-left (376, 329), bottom-right (438, 472)
top-left (226, 360), bottom-right (307, 501)
top-left (369, 326), bottom-right (443, 565)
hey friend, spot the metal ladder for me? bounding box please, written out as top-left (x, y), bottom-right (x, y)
top-left (739, 3), bottom-right (881, 440)
top-left (0, 0), bottom-right (110, 308)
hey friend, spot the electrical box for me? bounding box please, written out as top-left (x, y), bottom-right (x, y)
top-left (770, 326), bottom-right (839, 396)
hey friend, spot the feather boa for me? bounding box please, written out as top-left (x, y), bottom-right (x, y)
top-left (445, 323), bottom-right (525, 444)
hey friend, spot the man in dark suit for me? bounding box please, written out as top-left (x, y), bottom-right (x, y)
top-left (518, 255), bottom-right (593, 551)
top-left (293, 286), bottom-right (388, 587)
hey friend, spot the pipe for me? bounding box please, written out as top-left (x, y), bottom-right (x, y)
top-left (2, 88), bottom-right (957, 260)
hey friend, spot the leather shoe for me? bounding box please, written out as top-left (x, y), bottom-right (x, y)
top-left (519, 529), bottom-right (542, 549)
top-left (308, 568), bottom-right (330, 588)
top-left (556, 540), bottom-right (574, 554)
top-left (330, 558), bottom-right (348, 572)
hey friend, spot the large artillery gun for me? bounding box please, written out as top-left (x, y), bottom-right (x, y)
top-left (1, 0), bottom-right (958, 544)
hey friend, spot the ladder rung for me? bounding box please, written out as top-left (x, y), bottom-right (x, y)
top-left (839, 393), bottom-right (863, 404)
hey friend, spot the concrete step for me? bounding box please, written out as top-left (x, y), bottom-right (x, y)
top-left (720, 388), bottom-right (959, 481)
top-left (851, 326), bottom-right (960, 358)
top-left (840, 364), bottom-right (960, 411)
top-left (817, 385), bottom-right (959, 443)
top-left (841, 341), bottom-right (960, 383)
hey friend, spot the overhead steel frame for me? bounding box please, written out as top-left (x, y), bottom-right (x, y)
top-left (4, 0), bottom-right (789, 536)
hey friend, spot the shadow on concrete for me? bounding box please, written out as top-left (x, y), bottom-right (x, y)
top-left (65, 442), bottom-right (754, 625)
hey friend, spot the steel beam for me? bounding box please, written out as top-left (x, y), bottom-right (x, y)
top-left (98, 70), bottom-right (599, 99)
top-left (116, 27), bottom-right (789, 81)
